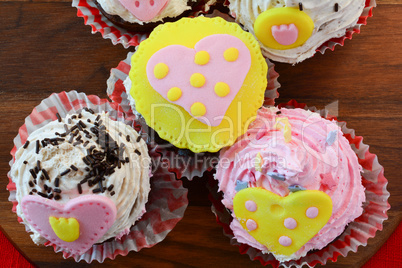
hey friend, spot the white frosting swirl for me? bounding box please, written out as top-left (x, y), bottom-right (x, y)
top-left (98, 0), bottom-right (196, 24)
top-left (229, 0), bottom-right (366, 63)
top-left (215, 107), bottom-right (365, 261)
top-left (11, 111), bottom-right (151, 246)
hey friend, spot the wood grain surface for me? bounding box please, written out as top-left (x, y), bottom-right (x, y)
top-left (0, 1), bottom-right (401, 267)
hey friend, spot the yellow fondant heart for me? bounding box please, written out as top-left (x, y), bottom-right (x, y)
top-left (49, 217), bottom-right (80, 242)
top-left (233, 188), bottom-right (332, 256)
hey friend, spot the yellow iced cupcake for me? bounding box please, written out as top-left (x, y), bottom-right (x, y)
top-left (129, 16), bottom-right (268, 153)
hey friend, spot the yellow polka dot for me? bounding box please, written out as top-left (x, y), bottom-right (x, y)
top-left (154, 63), bottom-right (169, 79)
top-left (167, 87), bottom-right (182, 102)
top-left (190, 102), bottom-right (206, 117)
top-left (194, 51), bottom-right (210, 65)
top-left (214, 82), bottom-right (230, 97)
top-left (224, 47), bottom-right (239, 62)
top-left (190, 73), bottom-right (206, 88)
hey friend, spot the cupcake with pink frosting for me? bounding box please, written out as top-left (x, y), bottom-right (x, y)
top-left (214, 106), bottom-right (366, 262)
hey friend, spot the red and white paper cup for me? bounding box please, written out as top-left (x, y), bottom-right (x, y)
top-left (106, 52), bottom-right (280, 180)
top-left (7, 91), bottom-right (188, 263)
top-left (72, 0), bottom-right (219, 48)
top-left (208, 100), bottom-right (390, 267)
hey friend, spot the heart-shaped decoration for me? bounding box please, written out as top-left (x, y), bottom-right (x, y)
top-left (118, 0), bottom-right (169, 21)
top-left (146, 34), bottom-right (252, 127)
top-left (21, 195), bottom-right (117, 255)
top-left (271, 24), bottom-right (299, 46)
top-left (233, 188), bottom-right (332, 256)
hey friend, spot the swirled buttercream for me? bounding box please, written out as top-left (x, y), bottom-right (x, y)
top-left (11, 110), bottom-right (151, 247)
top-left (215, 107), bottom-right (365, 261)
top-left (229, 0), bottom-right (365, 63)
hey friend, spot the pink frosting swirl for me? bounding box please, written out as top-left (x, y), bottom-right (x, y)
top-left (215, 107), bottom-right (365, 261)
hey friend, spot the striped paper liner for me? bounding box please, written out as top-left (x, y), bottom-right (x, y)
top-left (7, 91), bottom-right (188, 263)
top-left (223, 0), bottom-right (376, 58)
top-left (106, 52), bottom-right (280, 180)
top-left (72, 0), bottom-right (218, 48)
top-left (208, 100), bottom-right (390, 267)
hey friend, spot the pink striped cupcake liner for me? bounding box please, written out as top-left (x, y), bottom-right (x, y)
top-left (72, 0), bottom-right (148, 48)
top-left (106, 52), bottom-right (280, 180)
top-left (208, 99), bottom-right (390, 267)
top-left (72, 0), bottom-right (219, 48)
top-left (7, 91), bottom-right (188, 263)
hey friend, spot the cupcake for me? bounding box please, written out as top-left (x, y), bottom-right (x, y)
top-left (107, 47), bottom-right (280, 180)
top-left (227, 0), bottom-right (375, 64)
top-left (126, 16), bottom-right (269, 153)
top-left (95, 0), bottom-right (217, 32)
top-left (214, 106), bottom-right (368, 262)
top-left (7, 91), bottom-right (188, 262)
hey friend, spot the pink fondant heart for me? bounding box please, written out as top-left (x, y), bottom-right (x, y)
top-left (271, 24), bottom-right (299, 46)
top-left (118, 0), bottom-right (169, 21)
top-left (146, 34), bottom-right (252, 127)
top-left (21, 195), bottom-right (117, 255)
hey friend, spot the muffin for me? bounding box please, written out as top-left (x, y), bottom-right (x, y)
top-left (227, 0), bottom-right (373, 64)
top-left (126, 16), bottom-right (269, 153)
top-left (7, 91), bottom-right (188, 262)
top-left (95, 0), bottom-right (217, 32)
top-left (214, 106), bottom-right (366, 262)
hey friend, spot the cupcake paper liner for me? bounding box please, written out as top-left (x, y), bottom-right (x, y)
top-left (223, 0), bottom-right (376, 57)
top-left (208, 99), bottom-right (390, 267)
top-left (6, 91), bottom-right (188, 263)
top-left (106, 52), bottom-right (280, 180)
top-left (72, 0), bottom-right (218, 48)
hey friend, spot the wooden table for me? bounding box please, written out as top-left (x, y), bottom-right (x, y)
top-left (0, 0), bottom-right (401, 267)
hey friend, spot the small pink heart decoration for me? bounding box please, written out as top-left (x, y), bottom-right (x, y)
top-left (146, 34), bottom-right (252, 127)
top-left (21, 195), bottom-right (117, 255)
top-left (118, 0), bottom-right (169, 21)
top-left (271, 24), bottom-right (299, 46)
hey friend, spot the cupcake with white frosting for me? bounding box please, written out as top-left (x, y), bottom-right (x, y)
top-left (7, 91), bottom-right (188, 262)
top-left (227, 0), bottom-right (374, 64)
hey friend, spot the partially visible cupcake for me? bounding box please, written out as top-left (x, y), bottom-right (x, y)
top-left (214, 106), bottom-right (366, 262)
top-left (7, 91), bottom-right (188, 262)
top-left (227, 0), bottom-right (375, 64)
top-left (127, 16), bottom-right (269, 153)
top-left (95, 0), bottom-right (217, 31)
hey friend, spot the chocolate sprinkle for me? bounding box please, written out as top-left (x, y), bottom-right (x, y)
top-left (37, 192), bottom-right (47, 198)
top-left (37, 160), bottom-right (41, 170)
top-left (23, 161), bottom-right (28, 164)
top-left (110, 191), bottom-right (115, 196)
top-left (276, 111), bottom-right (282, 115)
top-left (23, 140), bottom-right (30, 149)
top-left (48, 193), bottom-right (54, 199)
top-left (92, 188), bottom-right (101, 193)
top-left (77, 183), bottom-right (83, 194)
top-left (134, 149), bottom-right (141, 156)
top-left (44, 184), bottom-right (48, 191)
top-left (298, 2), bottom-right (303, 11)
top-left (54, 195), bottom-right (61, 200)
top-left (29, 169), bottom-right (37, 179)
top-left (88, 108), bottom-right (95, 114)
top-left (107, 184), bottom-right (114, 191)
top-left (42, 169), bottom-right (50, 181)
top-left (54, 177), bottom-right (60, 187)
top-left (32, 189), bottom-right (37, 193)
top-left (53, 188), bottom-right (61, 193)
top-left (136, 135), bottom-right (142, 142)
top-left (95, 114), bottom-right (101, 121)
top-left (60, 169), bottom-right (71, 176)
top-left (126, 135), bottom-right (130, 142)
top-left (83, 140), bottom-right (89, 147)
top-left (70, 165), bottom-right (78, 171)
top-left (29, 181), bottom-right (34, 187)
top-left (35, 140), bottom-right (40, 154)
top-left (334, 3), bottom-right (339, 12)
top-left (56, 113), bottom-right (62, 122)
top-left (68, 118), bottom-right (72, 124)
